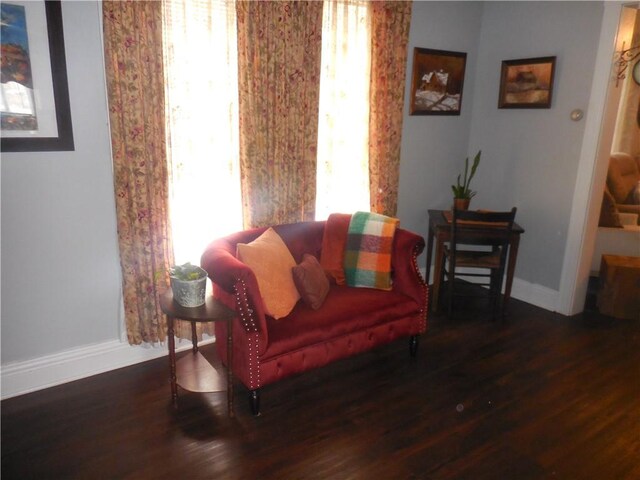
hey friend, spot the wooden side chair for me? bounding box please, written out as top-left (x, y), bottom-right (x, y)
top-left (441, 207), bottom-right (517, 320)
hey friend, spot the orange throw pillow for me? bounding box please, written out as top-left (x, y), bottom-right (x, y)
top-left (320, 213), bottom-right (351, 285)
top-left (237, 228), bottom-right (300, 319)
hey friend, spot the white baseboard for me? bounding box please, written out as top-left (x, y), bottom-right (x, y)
top-left (509, 277), bottom-right (559, 313)
top-left (421, 267), bottom-right (560, 313)
top-left (0, 336), bottom-right (215, 400)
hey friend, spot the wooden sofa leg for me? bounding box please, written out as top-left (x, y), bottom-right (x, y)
top-left (409, 335), bottom-right (419, 358)
top-left (249, 389), bottom-right (261, 416)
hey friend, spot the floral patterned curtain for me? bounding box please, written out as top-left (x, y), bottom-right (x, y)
top-left (102, 0), bottom-right (412, 345)
top-left (103, 1), bottom-right (173, 344)
top-left (236, 0), bottom-right (324, 228)
top-left (369, 1), bottom-right (413, 217)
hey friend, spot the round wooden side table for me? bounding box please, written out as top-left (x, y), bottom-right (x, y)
top-left (160, 289), bottom-right (235, 417)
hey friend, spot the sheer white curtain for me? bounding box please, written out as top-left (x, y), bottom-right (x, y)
top-left (315, 0), bottom-right (372, 220)
top-left (162, 0), bottom-right (242, 265)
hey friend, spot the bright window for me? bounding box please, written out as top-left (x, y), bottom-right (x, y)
top-left (162, 0), bottom-right (242, 265)
top-left (315, 0), bottom-right (372, 220)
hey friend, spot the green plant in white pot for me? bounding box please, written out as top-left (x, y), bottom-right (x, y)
top-left (451, 150), bottom-right (481, 210)
top-left (169, 262), bottom-right (208, 307)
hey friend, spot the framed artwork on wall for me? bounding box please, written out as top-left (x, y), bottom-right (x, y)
top-left (1, 0), bottom-right (74, 152)
top-left (498, 56), bottom-right (556, 109)
top-left (409, 47), bottom-right (467, 116)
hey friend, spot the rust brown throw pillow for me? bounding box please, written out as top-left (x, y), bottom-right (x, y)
top-left (292, 254), bottom-right (330, 310)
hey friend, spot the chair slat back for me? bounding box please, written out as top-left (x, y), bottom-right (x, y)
top-left (451, 207), bottom-right (517, 249)
top-left (445, 207), bottom-right (517, 319)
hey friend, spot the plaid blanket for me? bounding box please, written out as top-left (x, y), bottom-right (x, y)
top-left (344, 211), bottom-right (399, 290)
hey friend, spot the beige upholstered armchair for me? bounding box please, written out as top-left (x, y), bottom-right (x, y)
top-left (600, 152), bottom-right (640, 227)
top-left (607, 153), bottom-right (640, 214)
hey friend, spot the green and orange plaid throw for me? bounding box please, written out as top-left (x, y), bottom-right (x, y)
top-left (344, 211), bottom-right (399, 290)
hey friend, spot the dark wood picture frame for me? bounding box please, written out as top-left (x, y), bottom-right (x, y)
top-left (498, 56), bottom-right (556, 109)
top-left (409, 47), bottom-right (467, 116)
top-left (1, 0), bottom-right (74, 152)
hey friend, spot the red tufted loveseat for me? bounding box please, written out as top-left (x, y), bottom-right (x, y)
top-left (201, 220), bottom-right (428, 415)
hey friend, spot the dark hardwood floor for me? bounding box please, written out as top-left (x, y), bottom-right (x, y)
top-left (2, 295), bottom-right (639, 479)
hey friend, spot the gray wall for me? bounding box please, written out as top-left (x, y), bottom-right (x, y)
top-left (398, 1), bottom-right (604, 292)
top-left (1, 1), bottom-right (123, 363)
top-left (398, 1), bottom-right (484, 238)
top-left (467, 1), bottom-right (603, 290)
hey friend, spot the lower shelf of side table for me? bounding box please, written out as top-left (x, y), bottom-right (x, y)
top-left (176, 351), bottom-right (227, 393)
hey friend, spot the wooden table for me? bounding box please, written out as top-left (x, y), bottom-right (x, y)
top-left (426, 209), bottom-right (525, 313)
top-left (160, 289), bottom-right (235, 417)
top-left (597, 255), bottom-right (640, 320)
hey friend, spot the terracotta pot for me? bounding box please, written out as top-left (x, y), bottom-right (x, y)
top-left (453, 198), bottom-right (471, 211)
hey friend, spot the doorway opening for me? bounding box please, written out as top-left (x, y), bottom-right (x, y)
top-left (584, 2), bottom-right (640, 315)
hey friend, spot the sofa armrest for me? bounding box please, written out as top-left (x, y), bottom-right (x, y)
top-left (201, 239), bottom-right (269, 353)
top-left (391, 228), bottom-right (428, 318)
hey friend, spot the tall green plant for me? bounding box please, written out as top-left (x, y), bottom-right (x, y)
top-left (451, 150), bottom-right (481, 199)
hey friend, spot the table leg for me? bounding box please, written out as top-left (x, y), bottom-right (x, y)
top-left (425, 224), bottom-right (434, 285)
top-left (167, 316), bottom-right (178, 407)
top-left (227, 317), bottom-right (234, 418)
top-left (503, 235), bottom-right (521, 313)
top-left (191, 322), bottom-right (198, 353)
top-left (431, 235), bottom-right (444, 312)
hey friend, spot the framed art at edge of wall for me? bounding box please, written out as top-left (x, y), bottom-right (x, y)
top-left (409, 47), bottom-right (467, 116)
top-left (498, 56), bottom-right (556, 109)
top-left (1, 0), bottom-right (74, 152)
